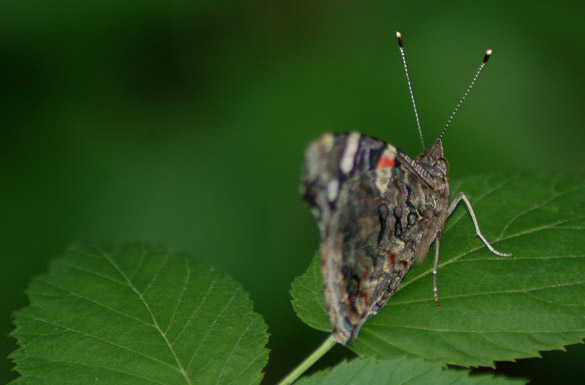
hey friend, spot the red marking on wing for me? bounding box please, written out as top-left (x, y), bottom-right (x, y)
top-left (360, 292), bottom-right (369, 306)
top-left (361, 266), bottom-right (370, 281)
top-left (376, 155), bottom-right (395, 169)
top-left (388, 253), bottom-right (397, 266)
top-left (398, 260), bottom-right (408, 268)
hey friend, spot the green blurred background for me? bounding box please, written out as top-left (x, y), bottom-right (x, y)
top-left (1, 1), bottom-right (584, 384)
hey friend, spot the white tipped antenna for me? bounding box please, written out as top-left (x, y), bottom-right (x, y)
top-left (396, 31), bottom-right (425, 150)
top-left (436, 49), bottom-right (493, 144)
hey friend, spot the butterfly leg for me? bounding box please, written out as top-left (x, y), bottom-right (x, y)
top-left (432, 235), bottom-right (441, 306)
top-left (448, 192), bottom-right (513, 257)
top-left (433, 193), bottom-right (512, 306)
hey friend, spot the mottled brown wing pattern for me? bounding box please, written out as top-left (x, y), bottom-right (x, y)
top-left (302, 132), bottom-right (450, 344)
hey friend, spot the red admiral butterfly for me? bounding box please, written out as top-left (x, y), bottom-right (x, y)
top-left (301, 32), bottom-right (512, 345)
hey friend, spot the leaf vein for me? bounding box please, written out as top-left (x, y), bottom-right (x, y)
top-left (522, 290), bottom-right (584, 308)
top-left (165, 255), bottom-right (191, 335)
top-left (436, 331), bottom-right (479, 362)
top-left (172, 276), bottom-right (217, 345)
top-left (404, 365), bottom-right (436, 384)
top-left (225, 350), bottom-right (267, 385)
top-left (500, 216), bottom-right (585, 242)
top-left (97, 245), bottom-right (192, 385)
top-left (187, 287), bottom-right (241, 371)
top-left (41, 279), bottom-right (153, 327)
top-left (17, 354), bottom-right (169, 385)
top-left (129, 246), bottom-right (147, 281)
top-left (17, 312), bottom-right (179, 371)
top-left (498, 184), bottom-right (585, 238)
top-left (142, 252), bottom-right (170, 295)
top-left (389, 279), bottom-right (585, 306)
top-left (54, 261), bottom-right (126, 286)
top-left (445, 175), bottom-right (520, 233)
top-left (216, 316), bottom-right (258, 384)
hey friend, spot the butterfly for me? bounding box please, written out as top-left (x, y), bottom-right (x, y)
top-left (300, 32), bottom-right (512, 345)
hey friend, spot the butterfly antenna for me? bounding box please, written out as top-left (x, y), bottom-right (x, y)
top-left (436, 49), bottom-right (493, 145)
top-left (396, 31), bottom-right (425, 150)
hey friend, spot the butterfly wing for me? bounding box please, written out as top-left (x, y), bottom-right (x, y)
top-left (302, 132), bottom-right (448, 344)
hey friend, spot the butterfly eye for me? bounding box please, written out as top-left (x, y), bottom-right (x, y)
top-left (435, 158), bottom-right (448, 175)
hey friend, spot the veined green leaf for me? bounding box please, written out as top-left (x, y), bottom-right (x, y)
top-left (10, 243), bottom-right (269, 385)
top-left (295, 356), bottom-right (525, 385)
top-left (291, 173), bottom-right (585, 367)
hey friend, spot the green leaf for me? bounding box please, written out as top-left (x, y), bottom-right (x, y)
top-left (10, 243), bottom-right (269, 385)
top-left (290, 251), bottom-right (330, 333)
top-left (294, 356), bottom-right (525, 385)
top-left (291, 173), bottom-right (585, 367)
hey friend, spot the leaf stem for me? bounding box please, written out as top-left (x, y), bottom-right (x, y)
top-left (276, 334), bottom-right (337, 385)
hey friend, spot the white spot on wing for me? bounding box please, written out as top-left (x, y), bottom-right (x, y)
top-left (385, 144), bottom-right (397, 159)
top-left (340, 132), bottom-right (361, 174)
top-left (321, 133), bottom-right (334, 152)
top-left (375, 168), bottom-right (391, 195)
top-left (327, 179), bottom-right (339, 202)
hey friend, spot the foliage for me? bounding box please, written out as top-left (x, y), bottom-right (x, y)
top-left (9, 174), bottom-right (585, 384)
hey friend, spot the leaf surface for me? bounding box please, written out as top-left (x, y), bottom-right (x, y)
top-left (291, 173), bottom-right (585, 366)
top-left (10, 243), bottom-right (269, 385)
top-left (295, 356), bottom-right (525, 385)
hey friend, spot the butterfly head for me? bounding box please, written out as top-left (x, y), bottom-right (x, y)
top-left (417, 138), bottom-right (449, 180)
